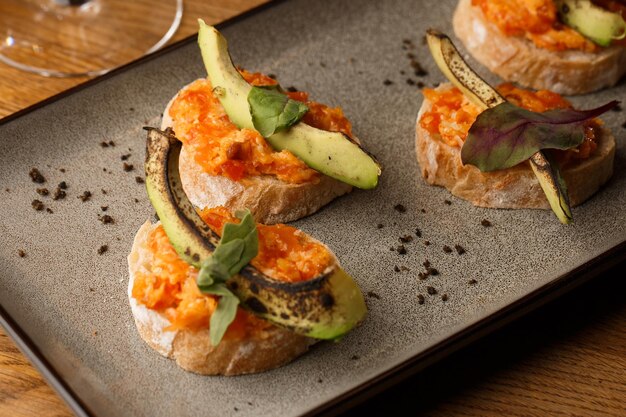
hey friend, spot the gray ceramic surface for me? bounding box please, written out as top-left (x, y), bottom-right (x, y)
top-left (1, 0), bottom-right (625, 416)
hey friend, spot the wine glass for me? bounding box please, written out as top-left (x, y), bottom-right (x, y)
top-left (0, 0), bottom-right (183, 77)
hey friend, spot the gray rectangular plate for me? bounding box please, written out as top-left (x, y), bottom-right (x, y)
top-left (1, 0), bottom-right (625, 416)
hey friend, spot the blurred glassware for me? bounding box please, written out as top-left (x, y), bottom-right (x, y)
top-left (0, 0), bottom-right (183, 77)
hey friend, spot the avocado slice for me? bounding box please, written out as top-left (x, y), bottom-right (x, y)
top-left (197, 20), bottom-right (381, 190)
top-left (557, 0), bottom-right (626, 47)
top-left (426, 30), bottom-right (573, 224)
top-left (145, 127), bottom-right (367, 339)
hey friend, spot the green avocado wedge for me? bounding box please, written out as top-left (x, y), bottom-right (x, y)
top-left (144, 127), bottom-right (367, 339)
top-left (557, 0), bottom-right (626, 47)
top-left (426, 30), bottom-right (573, 224)
top-left (197, 20), bottom-right (381, 190)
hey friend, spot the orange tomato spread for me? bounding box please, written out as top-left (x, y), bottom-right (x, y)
top-left (131, 207), bottom-right (332, 337)
top-left (419, 83), bottom-right (600, 165)
top-left (472, 0), bottom-right (598, 52)
top-left (168, 70), bottom-right (354, 184)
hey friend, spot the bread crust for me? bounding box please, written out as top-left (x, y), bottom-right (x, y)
top-left (128, 221), bottom-right (314, 376)
top-left (162, 82), bottom-right (353, 224)
top-left (415, 85), bottom-right (616, 209)
top-left (453, 0), bottom-right (626, 95)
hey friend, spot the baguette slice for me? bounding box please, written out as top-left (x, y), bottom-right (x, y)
top-left (415, 84), bottom-right (616, 209)
top-left (128, 220), bottom-right (314, 376)
top-left (453, 0), bottom-right (626, 95)
top-left (162, 82), bottom-right (353, 224)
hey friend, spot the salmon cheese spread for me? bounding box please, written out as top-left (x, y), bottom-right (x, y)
top-left (472, 0), bottom-right (598, 51)
top-left (168, 70), bottom-right (354, 184)
top-left (419, 83), bottom-right (601, 165)
top-left (131, 207), bottom-right (332, 338)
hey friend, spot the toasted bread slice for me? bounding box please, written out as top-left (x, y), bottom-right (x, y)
top-left (452, 0), bottom-right (626, 95)
top-left (415, 84), bottom-right (616, 209)
top-left (128, 221), bottom-right (314, 376)
top-left (162, 82), bottom-right (353, 224)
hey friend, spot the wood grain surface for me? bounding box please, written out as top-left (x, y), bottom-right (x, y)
top-left (1, 1), bottom-right (625, 416)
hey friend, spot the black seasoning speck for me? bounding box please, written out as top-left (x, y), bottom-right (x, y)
top-left (417, 294), bottom-right (425, 304)
top-left (399, 235), bottom-right (413, 243)
top-left (97, 245), bottom-right (108, 255)
top-left (53, 188), bottom-right (66, 200)
top-left (123, 162), bottom-right (134, 172)
top-left (59, 168), bottom-right (66, 173)
top-left (135, 176), bottom-right (145, 184)
top-left (36, 188), bottom-right (49, 196)
top-left (79, 191), bottom-right (92, 202)
top-left (444, 199), bottom-right (452, 205)
top-left (58, 181), bottom-right (68, 190)
top-left (103, 168), bottom-right (107, 172)
top-left (394, 204), bottom-right (406, 213)
top-left (443, 245), bottom-right (453, 253)
top-left (99, 214), bottom-right (115, 224)
top-left (108, 140), bottom-right (115, 147)
top-left (415, 228), bottom-right (422, 237)
top-left (18, 249), bottom-right (26, 258)
top-left (366, 291), bottom-right (381, 300)
top-left (611, 103), bottom-right (622, 112)
top-left (102, 189), bottom-right (107, 194)
top-left (455, 244), bottom-right (466, 255)
top-left (383, 79), bottom-right (394, 86)
top-left (121, 153), bottom-right (131, 161)
top-left (427, 267), bottom-right (439, 276)
top-left (134, 198), bottom-right (140, 203)
top-left (46, 208), bottom-right (53, 214)
top-left (377, 223), bottom-right (384, 229)
top-left (32, 200), bottom-right (44, 211)
top-left (468, 279), bottom-right (478, 285)
top-left (29, 168), bottom-right (46, 184)
top-left (268, 73), bottom-right (276, 79)
top-left (4, 188), bottom-right (9, 192)
top-left (420, 208), bottom-right (426, 213)
top-left (286, 86), bottom-right (298, 92)
top-left (406, 78), bottom-right (415, 86)
top-left (397, 245), bottom-right (407, 255)
top-left (481, 219), bottom-right (492, 227)
top-left (394, 265), bottom-right (401, 272)
top-left (234, 407), bottom-right (239, 412)
top-left (100, 141), bottom-right (109, 148)
top-left (400, 70), bottom-right (406, 75)
top-left (441, 294), bottom-right (449, 302)
top-left (424, 240), bottom-right (430, 246)
top-left (426, 286), bottom-right (437, 295)
top-left (417, 81), bottom-right (425, 88)
top-left (418, 272), bottom-right (427, 280)
top-left (350, 355), bottom-right (360, 360)
top-left (390, 246), bottom-right (396, 251)
top-left (423, 260), bottom-right (431, 268)
top-left (320, 62), bottom-right (326, 68)
top-left (101, 206), bottom-right (108, 212)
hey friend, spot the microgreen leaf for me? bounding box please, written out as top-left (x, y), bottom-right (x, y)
top-left (248, 85), bottom-right (309, 137)
top-left (197, 209), bottom-right (258, 346)
top-left (461, 101), bottom-right (618, 172)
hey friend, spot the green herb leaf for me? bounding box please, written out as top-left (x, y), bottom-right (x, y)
top-left (248, 85), bottom-right (309, 137)
top-left (461, 100), bottom-right (618, 172)
top-left (197, 209), bottom-right (258, 345)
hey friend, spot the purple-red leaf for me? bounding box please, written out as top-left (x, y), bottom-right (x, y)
top-left (461, 100), bottom-right (618, 172)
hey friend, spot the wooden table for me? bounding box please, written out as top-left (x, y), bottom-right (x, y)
top-left (1, 1), bottom-right (624, 416)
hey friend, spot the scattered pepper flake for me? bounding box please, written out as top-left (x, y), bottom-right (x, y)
top-left (108, 140), bottom-right (115, 147)
top-left (427, 286), bottom-right (437, 295)
top-left (415, 228), bottom-right (422, 237)
top-left (444, 199), bottom-right (452, 205)
top-left (481, 219), bottom-right (492, 227)
top-left (394, 265), bottom-right (400, 272)
top-left (443, 245), bottom-right (453, 253)
top-left (121, 153), bottom-right (131, 161)
top-left (397, 245), bottom-right (407, 255)
top-left (59, 168), bottom-right (66, 173)
top-left (18, 249), bottom-right (26, 258)
top-left (394, 204), bottom-right (406, 213)
top-left (101, 206), bottom-right (108, 212)
top-left (46, 208), bottom-right (53, 214)
top-left (377, 223), bottom-right (384, 229)
top-left (418, 272), bottom-right (427, 280)
top-left (441, 294), bottom-right (449, 302)
top-left (454, 244), bottom-right (466, 255)
top-left (350, 355), bottom-right (360, 360)
top-left (427, 267), bottom-right (439, 276)
top-left (399, 235), bottom-right (413, 243)
top-left (97, 245), bottom-right (108, 255)
top-left (423, 260), bottom-right (431, 268)
top-left (468, 279), bottom-right (478, 285)
top-left (123, 162), bottom-right (134, 172)
top-left (366, 291), bottom-right (381, 300)
top-left (135, 176), bottom-right (145, 184)
top-left (417, 294), bottom-right (425, 304)
top-left (383, 79), bottom-right (394, 86)
top-left (36, 188), bottom-right (49, 196)
top-left (29, 168), bottom-right (46, 184)
top-left (53, 188), bottom-right (66, 200)
top-left (423, 240), bottom-right (430, 246)
top-left (78, 191), bottom-right (92, 202)
top-left (31, 200), bottom-right (44, 211)
top-left (99, 214), bottom-right (114, 224)
top-left (58, 181), bottom-right (68, 190)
